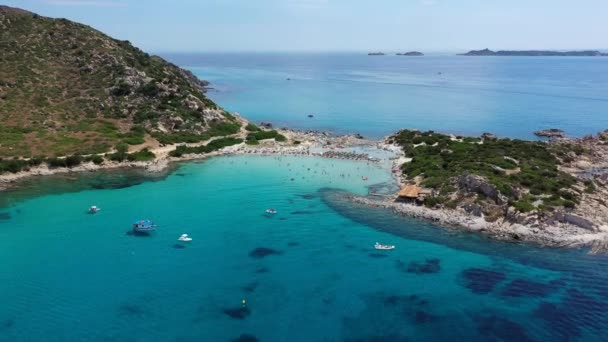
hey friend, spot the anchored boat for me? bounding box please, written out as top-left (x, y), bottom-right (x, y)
top-left (133, 220), bottom-right (156, 232)
top-left (374, 242), bottom-right (395, 250)
top-left (265, 209), bottom-right (277, 215)
top-left (178, 234), bottom-right (192, 242)
top-left (88, 206), bottom-right (101, 214)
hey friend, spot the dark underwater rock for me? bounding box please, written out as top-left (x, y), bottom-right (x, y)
top-left (343, 335), bottom-right (409, 342)
top-left (248, 247), bottom-right (282, 259)
top-left (461, 268), bottom-right (506, 294)
top-left (254, 267), bottom-right (269, 274)
top-left (1, 319), bottom-right (14, 330)
top-left (287, 241), bottom-right (299, 247)
top-left (223, 306), bottom-right (251, 320)
top-left (297, 194), bottom-right (317, 200)
top-left (290, 210), bottom-right (316, 215)
top-left (414, 310), bottom-right (437, 324)
top-left (476, 315), bottom-right (534, 342)
top-left (231, 334), bottom-right (259, 342)
top-left (241, 282), bottom-right (258, 293)
top-left (534, 301), bottom-right (581, 338)
top-left (118, 303), bottom-right (146, 316)
top-left (406, 258), bottom-right (441, 274)
top-left (500, 278), bottom-right (559, 298)
top-left (0, 212), bottom-right (11, 220)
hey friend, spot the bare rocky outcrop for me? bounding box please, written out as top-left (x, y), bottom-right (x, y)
top-left (457, 174), bottom-right (508, 205)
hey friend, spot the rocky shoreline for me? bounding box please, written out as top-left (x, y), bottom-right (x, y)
top-left (345, 195), bottom-right (608, 252)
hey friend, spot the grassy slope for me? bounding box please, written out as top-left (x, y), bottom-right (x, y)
top-left (0, 6), bottom-right (230, 158)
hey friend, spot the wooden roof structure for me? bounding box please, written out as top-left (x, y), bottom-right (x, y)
top-left (398, 185), bottom-right (422, 198)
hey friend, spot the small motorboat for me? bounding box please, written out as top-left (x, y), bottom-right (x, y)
top-left (362, 177), bottom-right (369, 181)
top-left (88, 206), bottom-right (101, 214)
top-left (178, 234), bottom-right (192, 242)
top-left (265, 209), bottom-right (277, 215)
top-left (133, 220), bottom-right (156, 232)
top-left (374, 242), bottom-right (395, 250)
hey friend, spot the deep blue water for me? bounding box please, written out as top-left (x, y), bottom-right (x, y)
top-left (3, 53), bottom-right (608, 341)
top-left (164, 53), bottom-right (608, 139)
top-left (2, 157), bottom-right (608, 341)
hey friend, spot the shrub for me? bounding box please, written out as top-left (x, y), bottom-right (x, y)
top-left (245, 123), bottom-right (260, 132)
top-left (65, 155), bottom-right (83, 168)
top-left (127, 148), bottom-right (155, 161)
top-left (246, 130), bottom-right (287, 142)
top-left (513, 200), bottom-right (535, 213)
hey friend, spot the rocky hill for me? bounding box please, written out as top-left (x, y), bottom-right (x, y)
top-left (385, 130), bottom-right (608, 239)
top-left (0, 5), bottom-right (238, 158)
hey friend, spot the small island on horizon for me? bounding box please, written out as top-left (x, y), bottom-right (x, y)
top-left (367, 52), bottom-right (386, 56)
top-left (396, 51), bottom-right (424, 56)
top-left (460, 48), bottom-right (608, 57)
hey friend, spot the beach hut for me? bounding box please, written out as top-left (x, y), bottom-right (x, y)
top-left (397, 185), bottom-right (422, 202)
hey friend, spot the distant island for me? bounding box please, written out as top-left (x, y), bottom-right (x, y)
top-left (367, 52), bottom-right (385, 56)
top-left (396, 51), bottom-right (424, 56)
top-left (460, 49), bottom-right (608, 56)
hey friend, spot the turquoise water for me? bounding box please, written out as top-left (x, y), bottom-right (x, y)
top-left (2, 156), bottom-right (608, 341)
top-left (163, 53), bottom-right (608, 139)
top-left (4, 53), bottom-right (608, 341)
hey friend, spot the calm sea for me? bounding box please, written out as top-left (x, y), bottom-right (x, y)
top-left (166, 52), bottom-right (608, 139)
top-left (2, 54), bottom-right (608, 341)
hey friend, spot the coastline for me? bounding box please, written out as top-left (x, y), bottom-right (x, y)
top-left (0, 123), bottom-right (383, 190)
top-left (3, 121), bottom-right (608, 253)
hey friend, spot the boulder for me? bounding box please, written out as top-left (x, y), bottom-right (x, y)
top-left (481, 132), bottom-right (497, 141)
top-left (534, 129), bottom-right (565, 138)
top-left (564, 214), bottom-right (595, 230)
top-left (457, 174), bottom-right (507, 205)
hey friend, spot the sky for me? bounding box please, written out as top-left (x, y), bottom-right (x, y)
top-left (4, 0), bottom-right (608, 52)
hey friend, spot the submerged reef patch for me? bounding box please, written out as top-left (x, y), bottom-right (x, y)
top-left (241, 282), bottom-right (259, 293)
top-left (476, 314), bottom-right (534, 342)
top-left (405, 258), bottom-right (441, 274)
top-left (254, 267), bottom-right (269, 274)
top-left (0, 212), bottom-right (11, 220)
top-left (231, 334), bottom-right (259, 342)
top-left (223, 306), bottom-right (251, 320)
top-left (500, 278), bottom-right (561, 298)
top-left (461, 268), bottom-right (506, 294)
top-left (118, 303), bottom-right (147, 317)
top-left (249, 247), bottom-right (282, 259)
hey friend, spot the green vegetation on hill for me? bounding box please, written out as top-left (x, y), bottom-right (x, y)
top-left (168, 137), bottom-right (243, 157)
top-left (389, 130), bottom-right (582, 212)
top-left (246, 130), bottom-right (287, 145)
top-left (0, 5), bottom-right (229, 158)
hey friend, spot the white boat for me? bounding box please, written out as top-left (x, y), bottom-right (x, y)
top-left (88, 206), bottom-right (101, 213)
top-left (265, 209), bottom-right (277, 215)
top-left (374, 242), bottom-right (395, 250)
top-left (178, 234), bottom-right (192, 242)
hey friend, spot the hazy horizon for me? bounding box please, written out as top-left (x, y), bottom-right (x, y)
top-left (4, 0), bottom-right (608, 53)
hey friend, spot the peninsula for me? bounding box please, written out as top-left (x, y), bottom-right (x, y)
top-left (348, 130), bottom-right (608, 252)
top-left (460, 49), bottom-right (608, 56)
